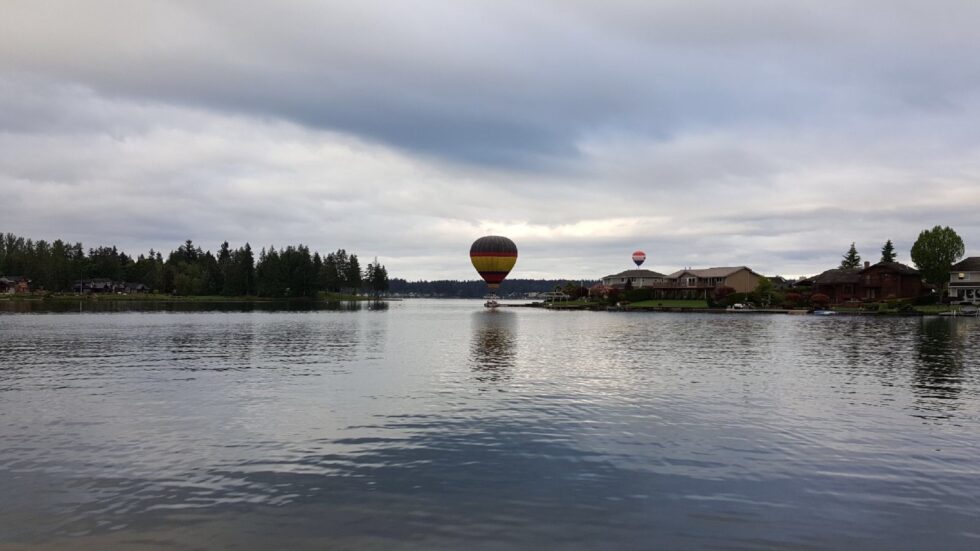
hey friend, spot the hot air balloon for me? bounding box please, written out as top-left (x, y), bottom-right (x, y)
top-left (470, 236), bottom-right (518, 297)
top-left (632, 250), bottom-right (646, 268)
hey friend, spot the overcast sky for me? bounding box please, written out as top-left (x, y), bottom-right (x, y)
top-left (2, 1), bottom-right (980, 279)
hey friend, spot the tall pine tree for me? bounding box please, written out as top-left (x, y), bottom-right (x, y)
top-left (840, 242), bottom-right (861, 270)
top-left (880, 240), bottom-right (896, 263)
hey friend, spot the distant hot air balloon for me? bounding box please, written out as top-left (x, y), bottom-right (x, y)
top-left (470, 236), bottom-right (518, 293)
top-left (632, 250), bottom-right (646, 268)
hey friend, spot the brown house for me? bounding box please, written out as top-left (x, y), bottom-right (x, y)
top-left (859, 261), bottom-right (925, 300)
top-left (811, 268), bottom-right (861, 303)
top-left (812, 261), bottom-right (925, 304)
top-left (667, 267), bottom-right (762, 295)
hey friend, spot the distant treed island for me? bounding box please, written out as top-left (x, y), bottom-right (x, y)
top-left (0, 233), bottom-right (388, 298)
top-left (0, 232), bottom-right (594, 300)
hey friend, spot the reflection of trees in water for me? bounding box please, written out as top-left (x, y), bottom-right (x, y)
top-left (912, 317), bottom-right (968, 420)
top-left (470, 311), bottom-right (517, 383)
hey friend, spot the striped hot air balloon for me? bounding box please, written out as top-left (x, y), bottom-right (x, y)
top-left (470, 236), bottom-right (518, 291)
top-left (632, 250), bottom-right (646, 268)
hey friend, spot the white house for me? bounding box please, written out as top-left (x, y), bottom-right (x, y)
top-left (950, 257), bottom-right (980, 304)
top-left (601, 269), bottom-right (669, 289)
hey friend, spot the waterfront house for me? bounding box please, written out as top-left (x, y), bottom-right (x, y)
top-left (124, 282), bottom-right (150, 293)
top-left (600, 266), bottom-right (763, 299)
top-left (0, 276), bottom-right (30, 294)
top-left (601, 269), bottom-right (668, 289)
top-left (665, 267), bottom-right (762, 295)
top-left (859, 261), bottom-right (925, 300)
top-left (949, 257), bottom-right (980, 304)
top-left (73, 278), bottom-right (122, 293)
top-left (813, 261), bottom-right (925, 304)
top-left (811, 268), bottom-right (861, 303)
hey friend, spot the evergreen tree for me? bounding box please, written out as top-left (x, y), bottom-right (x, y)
top-left (241, 243), bottom-right (256, 295)
top-left (256, 247), bottom-right (277, 297)
top-left (840, 242), bottom-right (861, 270)
top-left (218, 241), bottom-right (233, 295)
top-left (312, 252), bottom-right (323, 293)
top-left (49, 240), bottom-right (73, 291)
top-left (366, 258), bottom-right (389, 296)
top-left (279, 245), bottom-right (317, 297)
top-left (200, 251), bottom-right (222, 295)
top-left (345, 253), bottom-right (362, 293)
top-left (880, 240), bottom-right (896, 263)
top-left (320, 251), bottom-right (342, 292)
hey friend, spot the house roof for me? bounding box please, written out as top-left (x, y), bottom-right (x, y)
top-left (602, 269), bottom-right (666, 279)
top-left (952, 257), bottom-right (980, 272)
top-left (860, 261), bottom-right (919, 275)
top-left (813, 268), bottom-right (861, 285)
top-left (666, 266), bottom-right (759, 279)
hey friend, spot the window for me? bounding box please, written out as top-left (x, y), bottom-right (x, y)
top-left (959, 272), bottom-right (966, 280)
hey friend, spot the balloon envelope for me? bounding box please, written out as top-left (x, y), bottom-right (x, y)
top-left (470, 236), bottom-right (518, 290)
top-left (632, 250), bottom-right (646, 267)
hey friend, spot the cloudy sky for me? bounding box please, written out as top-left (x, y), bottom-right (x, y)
top-left (2, 1), bottom-right (979, 279)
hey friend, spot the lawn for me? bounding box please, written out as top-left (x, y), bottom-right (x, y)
top-left (627, 299), bottom-right (709, 309)
top-left (913, 304), bottom-right (961, 314)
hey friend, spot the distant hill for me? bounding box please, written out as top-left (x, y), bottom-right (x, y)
top-left (388, 278), bottom-right (598, 298)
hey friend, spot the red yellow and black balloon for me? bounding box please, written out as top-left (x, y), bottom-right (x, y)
top-left (470, 236), bottom-right (518, 291)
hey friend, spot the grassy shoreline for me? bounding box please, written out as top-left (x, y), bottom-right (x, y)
top-left (530, 299), bottom-right (961, 315)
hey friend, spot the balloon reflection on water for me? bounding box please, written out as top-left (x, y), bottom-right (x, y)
top-left (470, 310), bottom-right (517, 383)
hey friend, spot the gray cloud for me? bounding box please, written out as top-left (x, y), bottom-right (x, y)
top-left (1, 1), bottom-right (980, 279)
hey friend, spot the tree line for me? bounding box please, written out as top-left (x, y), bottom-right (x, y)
top-left (0, 233), bottom-right (388, 297)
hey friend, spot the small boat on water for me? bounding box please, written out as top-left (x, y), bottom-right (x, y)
top-left (939, 306), bottom-right (979, 317)
top-left (812, 310), bottom-right (838, 316)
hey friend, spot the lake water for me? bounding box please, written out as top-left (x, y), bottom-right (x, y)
top-left (1, 300), bottom-right (979, 549)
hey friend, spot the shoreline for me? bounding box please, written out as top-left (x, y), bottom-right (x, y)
top-left (507, 302), bottom-right (951, 317)
top-left (0, 293), bottom-right (385, 304)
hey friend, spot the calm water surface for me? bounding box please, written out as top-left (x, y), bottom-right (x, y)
top-left (1, 300), bottom-right (979, 549)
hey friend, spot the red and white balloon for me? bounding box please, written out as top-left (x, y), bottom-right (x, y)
top-left (632, 251), bottom-right (646, 268)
